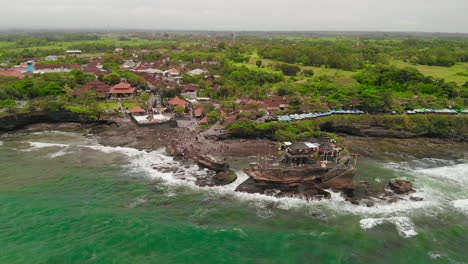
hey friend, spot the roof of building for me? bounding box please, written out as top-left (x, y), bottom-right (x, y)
top-left (199, 116), bottom-right (209, 123)
top-left (0, 70), bottom-right (24, 78)
top-left (75, 80), bottom-right (110, 96)
top-left (168, 96), bottom-right (189, 107)
top-left (109, 82), bottom-right (136, 94)
top-left (194, 107), bottom-right (204, 116)
top-left (129, 106), bottom-right (146, 113)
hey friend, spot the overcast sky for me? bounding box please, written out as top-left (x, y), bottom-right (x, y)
top-left (1, 0), bottom-right (467, 32)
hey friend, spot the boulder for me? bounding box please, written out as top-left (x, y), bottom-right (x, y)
top-left (195, 155), bottom-right (228, 172)
top-left (388, 179), bottom-right (415, 194)
top-left (213, 170), bottom-right (237, 186)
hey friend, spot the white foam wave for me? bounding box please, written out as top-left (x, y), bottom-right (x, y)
top-left (416, 163), bottom-right (468, 186)
top-left (23, 142), bottom-right (69, 152)
top-left (360, 216), bottom-right (418, 238)
top-left (0, 141), bottom-right (3, 146)
top-left (31, 130), bottom-right (79, 136)
top-left (21, 140), bottom-right (442, 218)
top-left (453, 199), bottom-right (468, 214)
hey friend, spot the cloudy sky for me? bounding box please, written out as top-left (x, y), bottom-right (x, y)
top-left (1, 0), bottom-right (467, 32)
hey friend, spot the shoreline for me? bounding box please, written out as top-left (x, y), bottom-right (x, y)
top-left (5, 118), bottom-right (467, 206)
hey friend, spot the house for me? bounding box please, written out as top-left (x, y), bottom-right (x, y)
top-left (66, 50), bottom-right (82, 55)
top-left (181, 84), bottom-right (199, 99)
top-left (128, 106), bottom-right (146, 116)
top-left (165, 68), bottom-right (180, 77)
top-left (187, 68), bottom-right (207, 76)
top-left (139, 49), bottom-right (151, 55)
top-left (108, 81), bottom-right (136, 98)
top-left (0, 70), bottom-right (24, 79)
top-left (45, 55), bottom-right (59, 61)
top-left (194, 107), bottom-right (204, 118)
top-left (33, 64), bottom-right (81, 74)
top-left (74, 80), bottom-right (111, 98)
top-left (168, 96), bottom-right (190, 109)
top-left (199, 116), bottom-right (209, 124)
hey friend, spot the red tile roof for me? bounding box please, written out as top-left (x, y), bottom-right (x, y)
top-left (75, 80), bottom-right (110, 96)
top-left (168, 96), bottom-right (189, 108)
top-left (199, 116), bottom-right (209, 123)
top-left (129, 106), bottom-right (146, 113)
top-left (0, 70), bottom-right (24, 78)
top-left (194, 107), bottom-right (204, 116)
top-left (109, 82), bottom-right (136, 94)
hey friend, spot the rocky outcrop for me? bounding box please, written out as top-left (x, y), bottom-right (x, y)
top-left (0, 111), bottom-right (115, 132)
top-left (388, 179), bottom-right (415, 194)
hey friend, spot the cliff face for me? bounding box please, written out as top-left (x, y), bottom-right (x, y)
top-left (0, 111), bottom-right (113, 132)
top-left (319, 119), bottom-right (467, 140)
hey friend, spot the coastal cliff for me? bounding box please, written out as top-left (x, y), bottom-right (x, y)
top-left (0, 111), bottom-right (115, 132)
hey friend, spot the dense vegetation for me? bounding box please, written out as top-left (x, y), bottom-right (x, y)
top-left (258, 39), bottom-right (468, 70)
top-left (0, 32), bottom-right (467, 118)
top-left (228, 115), bottom-right (467, 141)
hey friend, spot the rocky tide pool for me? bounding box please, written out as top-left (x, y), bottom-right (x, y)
top-left (0, 130), bottom-right (467, 263)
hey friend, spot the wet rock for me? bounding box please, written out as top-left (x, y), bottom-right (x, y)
top-left (235, 178), bottom-right (265, 194)
top-left (388, 179), bottom-right (415, 194)
top-left (410, 196), bottom-right (424, 201)
top-left (213, 170), bottom-right (237, 186)
top-left (365, 201), bottom-right (375, 207)
top-left (302, 188), bottom-right (331, 200)
top-left (388, 197), bottom-right (402, 203)
top-left (195, 155), bottom-right (228, 172)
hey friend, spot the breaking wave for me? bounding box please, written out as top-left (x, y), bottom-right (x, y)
top-left (21, 135), bottom-right (468, 239)
top-left (360, 217), bottom-right (418, 238)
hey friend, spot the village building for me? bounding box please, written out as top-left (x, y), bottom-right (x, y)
top-left (45, 55), bottom-right (59, 61)
top-left (74, 80), bottom-right (111, 99)
top-left (180, 84), bottom-right (199, 99)
top-left (108, 81), bottom-right (136, 98)
top-left (33, 64), bottom-right (82, 74)
top-left (168, 96), bottom-right (190, 109)
top-left (165, 68), bottom-right (180, 78)
top-left (194, 107), bottom-right (205, 118)
top-left (66, 50), bottom-right (82, 55)
top-left (187, 68), bottom-right (207, 76)
top-left (128, 106), bottom-right (146, 116)
top-left (0, 69), bottom-right (25, 79)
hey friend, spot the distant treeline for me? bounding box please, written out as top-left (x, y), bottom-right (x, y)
top-left (258, 39), bottom-right (468, 69)
top-left (228, 115), bottom-right (468, 141)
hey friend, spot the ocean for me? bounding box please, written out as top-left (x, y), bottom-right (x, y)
top-left (0, 130), bottom-right (467, 264)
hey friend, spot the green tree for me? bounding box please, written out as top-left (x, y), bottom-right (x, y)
top-left (0, 99), bottom-right (17, 112)
top-left (280, 64), bottom-right (301, 76)
top-left (103, 73), bottom-right (121, 85)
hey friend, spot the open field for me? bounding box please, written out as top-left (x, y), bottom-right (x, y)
top-left (392, 61), bottom-right (468, 85)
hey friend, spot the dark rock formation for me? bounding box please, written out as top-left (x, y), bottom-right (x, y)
top-left (388, 179), bottom-right (415, 194)
top-left (213, 170), bottom-right (237, 185)
top-left (0, 111), bottom-right (115, 132)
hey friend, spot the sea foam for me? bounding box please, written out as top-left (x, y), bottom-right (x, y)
top-left (360, 216), bottom-right (418, 238)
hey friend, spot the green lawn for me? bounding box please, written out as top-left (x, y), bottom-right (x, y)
top-left (392, 61), bottom-right (468, 85)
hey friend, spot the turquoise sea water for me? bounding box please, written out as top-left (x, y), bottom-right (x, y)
top-left (0, 130), bottom-right (467, 264)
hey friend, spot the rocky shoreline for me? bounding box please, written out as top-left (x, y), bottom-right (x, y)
top-left (5, 115), bottom-right (467, 206)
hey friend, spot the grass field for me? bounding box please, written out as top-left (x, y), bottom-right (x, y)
top-left (392, 61), bottom-right (468, 85)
